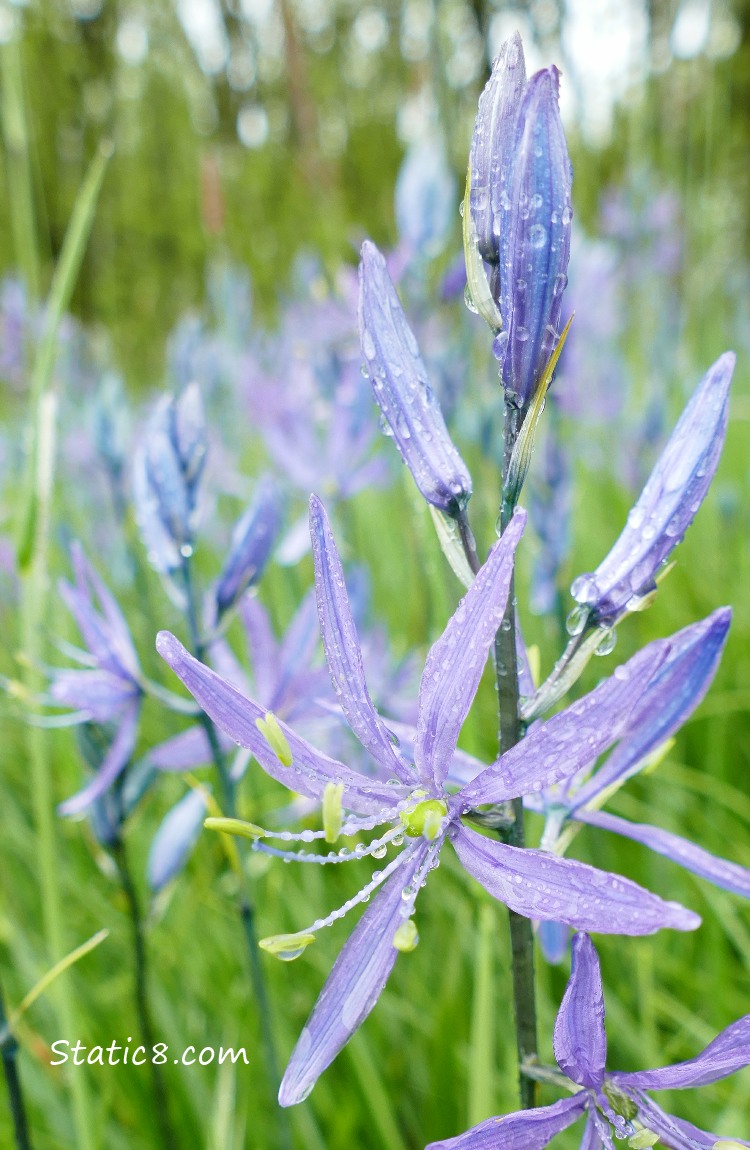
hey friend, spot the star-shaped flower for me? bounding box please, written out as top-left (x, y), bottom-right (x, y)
top-left (428, 931), bottom-right (750, 1149)
top-left (157, 497), bottom-right (698, 1105)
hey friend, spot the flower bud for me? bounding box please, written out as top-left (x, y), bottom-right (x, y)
top-left (358, 240), bottom-right (472, 514)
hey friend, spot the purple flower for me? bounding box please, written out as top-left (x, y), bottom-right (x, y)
top-left (467, 35), bottom-right (573, 408)
top-left (427, 932), bottom-right (750, 1149)
top-left (157, 496), bottom-right (699, 1104)
top-left (571, 352), bottom-right (735, 622)
top-left (359, 240), bottom-right (472, 514)
top-left (395, 136), bottom-right (457, 260)
top-left (51, 545), bottom-right (142, 816)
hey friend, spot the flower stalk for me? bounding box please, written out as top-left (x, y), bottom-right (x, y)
top-left (0, 979), bottom-right (32, 1150)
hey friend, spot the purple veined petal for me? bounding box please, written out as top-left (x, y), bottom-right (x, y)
top-left (395, 136), bottom-right (456, 258)
top-left (589, 1108), bottom-right (617, 1150)
top-left (358, 240), bottom-right (473, 513)
top-left (516, 616), bottom-right (536, 699)
top-left (58, 698), bottom-right (140, 816)
top-left (70, 544), bottom-right (141, 680)
top-left (614, 1013), bottom-right (750, 1091)
top-left (416, 509), bottom-right (525, 789)
top-left (553, 933), bottom-right (607, 1088)
top-left (50, 669), bottom-right (138, 722)
top-left (450, 824), bottom-right (700, 935)
top-left (148, 726), bottom-right (213, 771)
top-left (572, 609), bottom-right (731, 812)
top-left (144, 423), bottom-right (193, 545)
top-left (575, 809), bottom-right (750, 900)
top-left (459, 639), bottom-right (670, 807)
top-left (58, 581), bottom-right (125, 681)
top-left (278, 842), bottom-right (428, 1106)
top-left (627, 1095), bottom-right (741, 1149)
top-left (147, 788), bottom-right (208, 891)
top-left (272, 588), bottom-right (326, 714)
top-left (375, 718), bottom-right (487, 788)
top-left (579, 1112), bottom-right (605, 1150)
top-left (238, 596), bottom-right (278, 704)
top-left (469, 32), bottom-right (527, 268)
top-left (309, 496), bottom-right (413, 784)
top-left (214, 476), bottom-right (282, 618)
top-left (571, 352), bottom-right (735, 622)
top-left (495, 66), bottom-right (573, 408)
top-left (156, 631), bottom-right (410, 814)
top-left (425, 1095), bottom-right (585, 1150)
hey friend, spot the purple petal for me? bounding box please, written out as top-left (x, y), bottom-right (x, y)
top-left (425, 1095), bottom-right (585, 1150)
top-left (58, 698), bottom-right (140, 815)
top-left (469, 32), bottom-right (527, 269)
top-left (495, 66), bottom-right (573, 407)
top-left (359, 240), bottom-right (472, 512)
top-left (156, 631), bottom-right (409, 814)
top-left (309, 496), bottom-right (413, 784)
top-left (629, 1095), bottom-right (745, 1148)
top-left (50, 669), bottom-right (138, 722)
top-left (416, 509), bottom-right (525, 788)
top-left (238, 596), bottom-right (278, 703)
top-left (459, 640), bottom-right (669, 807)
top-left (614, 1013), bottom-right (750, 1091)
top-left (575, 809), bottom-right (750, 899)
top-left (553, 933), bottom-right (606, 1087)
top-left (450, 824), bottom-right (700, 935)
top-left (148, 726), bottom-right (213, 771)
top-left (572, 609), bottom-right (731, 811)
top-left (70, 544), bottom-right (140, 679)
top-left (537, 920), bottom-right (571, 965)
top-left (579, 1114), bottom-right (604, 1150)
top-left (278, 843), bottom-right (427, 1106)
top-left (571, 352), bottom-right (735, 621)
top-left (148, 788), bottom-right (207, 890)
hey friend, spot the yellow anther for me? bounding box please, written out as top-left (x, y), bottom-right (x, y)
top-left (628, 1130), bottom-right (659, 1149)
top-left (204, 816), bottom-right (266, 839)
top-left (323, 782), bottom-right (344, 845)
top-left (713, 1143), bottom-right (747, 1149)
top-left (393, 920), bottom-right (419, 953)
top-left (259, 932), bottom-right (316, 961)
top-left (255, 712), bottom-right (293, 767)
top-left (400, 798), bottom-right (448, 840)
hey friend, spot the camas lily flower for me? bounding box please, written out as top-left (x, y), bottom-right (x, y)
top-left (51, 544), bottom-right (143, 816)
top-left (428, 931), bottom-right (750, 1149)
top-left (157, 497), bottom-right (699, 1106)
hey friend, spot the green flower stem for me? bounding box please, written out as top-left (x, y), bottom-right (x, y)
top-left (111, 834), bottom-right (178, 1150)
top-left (497, 400), bottom-right (538, 1111)
top-left (0, 979), bottom-right (32, 1150)
top-left (179, 561), bottom-right (291, 1150)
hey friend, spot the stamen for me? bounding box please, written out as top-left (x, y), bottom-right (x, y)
top-left (205, 816), bottom-right (266, 840)
top-left (393, 920), bottom-right (419, 952)
top-left (251, 823), bottom-right (405, 865)
top-left (258, 932), bottom-right (316, 962)
top-left (323, 781), bottom-right (344, 844)
top-left (628, 1131), bottom-right (658, 1149)
top-left (263, 849), bottom-right (412, 955)
top-left (255, 711), bottom-right (293, 766)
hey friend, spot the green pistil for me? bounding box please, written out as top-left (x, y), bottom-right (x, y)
top-left (400, 798), bottom-right (448, 840)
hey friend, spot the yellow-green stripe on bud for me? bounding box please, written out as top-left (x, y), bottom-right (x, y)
top-left (323, 781), bottom-right (344, 844)
top-left (393, 920), bottom-right (419, 952)
top-left (204, 816), bottom-right (266, 839)
top-left (400, 798), bottom-right (448, 840)
top-left (255, 712), bottom-right (293, 767)
top-left (713, 1143), bottom-right (748, 1149)
top-left (259, 932), bottom-right (316, 961)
